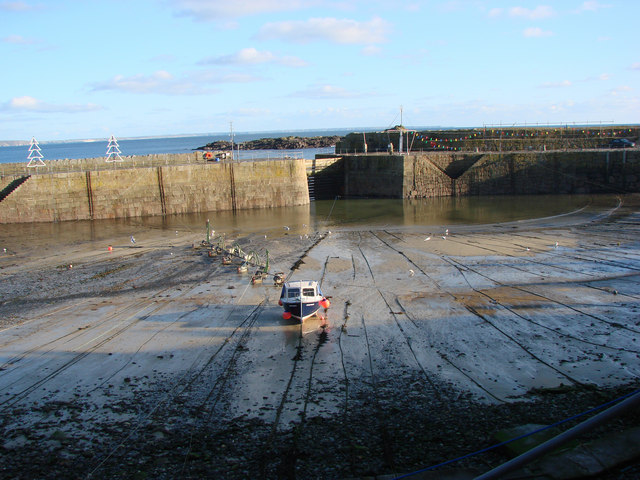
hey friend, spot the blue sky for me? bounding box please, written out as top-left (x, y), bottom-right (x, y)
top-left (1, 0), bottom-right (638, 141)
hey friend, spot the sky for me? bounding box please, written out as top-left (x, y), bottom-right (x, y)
top-left (1, 0), bottom-right (639, 141)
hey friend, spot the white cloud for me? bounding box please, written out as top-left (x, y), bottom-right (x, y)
top-left (1, 96), bottom-right (102, 113)
top-left (90, 70), bottom-right (260, 95)
top-left (9, 96), bottom-right (39, 109)
top-left (548, 101), bottom-right (575, 113)
top-left (361, 45), bottom-right (382, 56)
top-left (92, 71), bottom-right (204, 95)
top-left (257, 17), bottom-right (389, 44)
top-left (609, 86), bottom-right (632, 96)
top-left (509, 6), bottom-right (554, 20)
top-left (574, 1), bottom-right (611, 13)
top-left (438, 1), bottom-right (466, 13)
top-left (200, 47), bottom-right (307, 67)
top-left (539, 80), bottom-right (572, 88)
top-left (488, 7), bottom-right (503, 17)
top-left (632, 63), bottom-right (640, 71)
top-left (169, 0), bottom-right (312, 19)
top-left (151, 54), bottom-right (178, 63)
top-left (290, 84), bottom-right (363, 99)
top-left (0, 1), bottom-right (39, 11)
top-left (2, 34), bottom-right (37, 44)
top-left (523, 27), bottom-right (553, 37)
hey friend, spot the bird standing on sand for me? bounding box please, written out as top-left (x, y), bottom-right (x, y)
top-left (424, 236), bottom-right (431, 241)
top-left (130, 236), bottom-right (136, 245)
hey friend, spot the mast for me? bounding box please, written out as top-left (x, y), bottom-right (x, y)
top-left (230, 121), bottom-right (234, 162)
top-left (399, 105), bottom-right (404, 154)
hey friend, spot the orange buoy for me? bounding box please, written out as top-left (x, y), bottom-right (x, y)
top-left (278, 299), bottom-right (283, 306)
top-left (108, 246), bottom-right (113, 251)
top-left (320, 298), bottom-right (330, 309)
top-left (282, 311), bottom-right (292, 320)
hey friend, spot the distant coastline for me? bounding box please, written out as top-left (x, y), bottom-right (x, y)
top-left (195, 135), bottom-right (342, 151)
top-left (0, 129), bottom-right (351, 164)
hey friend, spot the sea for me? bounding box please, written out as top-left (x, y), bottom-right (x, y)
top-left (0, 128), bottom-right (357, 164)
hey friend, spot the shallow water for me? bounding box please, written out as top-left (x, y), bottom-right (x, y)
top-left (0, 194), bottom-right (621, 253)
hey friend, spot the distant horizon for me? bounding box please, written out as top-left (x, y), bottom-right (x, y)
top-left (3, 121), bottom-right (638, 146)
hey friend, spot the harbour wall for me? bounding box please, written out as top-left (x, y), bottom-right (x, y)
top-left (336, 126), bottom-right (640, 153)
top-left (316, 149), bottom-right (640, 199)
top-left (2, 149), bottom-right (639, 223)
top-left (0, 156), bottom-right (309, 223)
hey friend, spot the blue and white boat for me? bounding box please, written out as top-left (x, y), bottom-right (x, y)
top-left (279, 280), bottom-right (330, 322)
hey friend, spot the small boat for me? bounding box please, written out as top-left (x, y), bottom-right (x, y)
top-left (279, 280), bottom-right (330, 322)
top-left (273, 272), bottom-right (285, 285)
top-left (251, 269), bottom-right (268, 284)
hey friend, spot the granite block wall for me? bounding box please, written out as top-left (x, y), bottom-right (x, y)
top-left (0, 157), bottom-right (309, 223)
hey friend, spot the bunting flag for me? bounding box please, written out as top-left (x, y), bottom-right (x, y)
top-left (411, 127), bottom-right (635, 148)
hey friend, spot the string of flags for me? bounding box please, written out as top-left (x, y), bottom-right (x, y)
top-left (411, 128), bottom-right (637, 151)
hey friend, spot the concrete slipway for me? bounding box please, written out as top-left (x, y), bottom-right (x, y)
top-left (0, 195), bottom-right (639, 479)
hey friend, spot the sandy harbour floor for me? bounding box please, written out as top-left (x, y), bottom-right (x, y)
top-left (1, 195), bottom-right (639, 480)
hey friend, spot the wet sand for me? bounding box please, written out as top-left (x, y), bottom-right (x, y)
top-left (1, 195), bottom-right (639, 479)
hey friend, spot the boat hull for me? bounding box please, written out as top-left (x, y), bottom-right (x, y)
top-left (282, 300), bottom-right (322, 321)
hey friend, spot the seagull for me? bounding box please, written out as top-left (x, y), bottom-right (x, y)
top-left (555, 241), bottom-right (559, 248)
top-left (441, 236), bottom-right (446, 240)
top-left (284, 226), bottom-right (290, 230)
top-left (445, 229), bottom-right (449, 235)
top-left (526, 247), bottom-right (530, 251)
top-left (130, 235), bottom-right (136, 245)
top-left (408, 269), bottom-right (415, 277)
top-left (424, 236), bottom-right (431, 241)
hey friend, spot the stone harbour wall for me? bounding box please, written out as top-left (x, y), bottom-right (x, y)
top-left (2, 149), bottom-right (639, 223)
top-left (0, 157), bottom-right (309, 223)
top-left (450, 149), bottom-right (640, 197)
top-left (318, 149), bottom-right (640, 199)
top-left (341, 155), bottom-right (405, 198)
